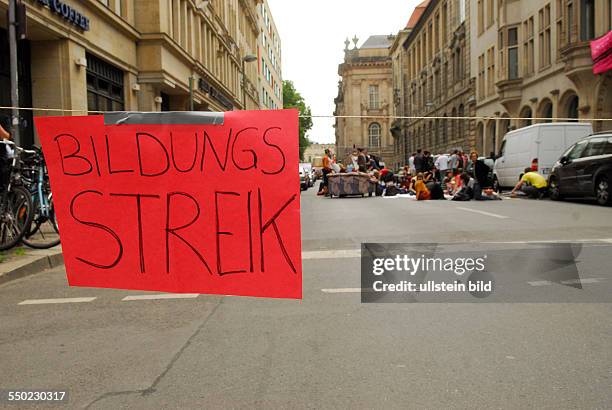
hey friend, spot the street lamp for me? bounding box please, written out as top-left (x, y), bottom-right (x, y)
top-left (241, 54), bottom-right (257, 110)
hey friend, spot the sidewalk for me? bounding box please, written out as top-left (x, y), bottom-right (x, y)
top-left (0, 245), bottom-right (63, 285)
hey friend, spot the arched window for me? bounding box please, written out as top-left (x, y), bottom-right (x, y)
top-left (368, 123), bottom-right (381, 147)
top-left (567, 95), bottom-right (579, 121)
top-left (520, 106), bottom-right (533, 127)
top-left (538, 99), bottom-right (553, 123)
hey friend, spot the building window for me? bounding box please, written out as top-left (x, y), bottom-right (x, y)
top-left (478, 54), bottom-right (485, 99)
top-left (539, 4), bottom-right (552, 67)
top-left (567, 0), bottom-right (575, 43)
top-left (567, 95), bottom-right (579, 120)
top-left (523, 17), bottom-right (535, 75)
top-left (486, 0), bottom-right (494, 27)
top-left (368, 123), bottom-right (381, 147)
top-left (86, 53), bottom-right (124, 114)
top-left (487, 46), bottom-right (495, 96)
top-left (478, 0), bottom-right (484, 34)
top-left (520, 106), bottom-right (533, 127)
top-left (369, 85), bottom-right (380, 109)
top-left (556, 0), bottom-right (565, 51)
top-left (508, 27), bottom-right (519, 79)
top-left (580, 0), bottom-right (595, 40)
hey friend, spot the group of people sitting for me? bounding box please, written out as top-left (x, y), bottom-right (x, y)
top-left (316, 146), bottom-right (549, 201)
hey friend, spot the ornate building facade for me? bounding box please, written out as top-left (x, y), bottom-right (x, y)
top-left (334, 35), bottom-right (395, 162)
top-left (401, 0), bottom-right (477, 156)
top-left (471, 0), bottom-right (612, 156)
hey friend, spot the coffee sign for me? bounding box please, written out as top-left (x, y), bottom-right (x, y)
top-left (35, 0), bottom-right (90, 31)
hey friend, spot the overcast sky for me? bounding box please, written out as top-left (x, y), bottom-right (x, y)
top-left (267, 0), bottom-right (421, 143)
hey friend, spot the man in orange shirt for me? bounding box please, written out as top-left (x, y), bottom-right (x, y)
top-left (317, 149), bottom-right (333, 196)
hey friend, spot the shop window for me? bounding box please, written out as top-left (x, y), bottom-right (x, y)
top-left (86, 53), bottom-right (124, 114)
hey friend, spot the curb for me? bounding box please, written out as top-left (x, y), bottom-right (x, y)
top-left (0, 250), bottom-right (64, 286)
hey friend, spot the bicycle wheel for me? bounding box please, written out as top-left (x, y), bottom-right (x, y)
top-left (22, 193), bottom-right (61, 249)
top-left (0, 186), bottom-right (34, 251)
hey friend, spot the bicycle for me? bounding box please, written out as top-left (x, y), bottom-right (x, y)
top-left (21, 147), bottom-right (60, 249)
top-left (0, 140), bottom-right (34, 251)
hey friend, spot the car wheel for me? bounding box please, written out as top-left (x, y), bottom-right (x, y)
top-left (549, 177), bottom-right (563, 201)
top-left (595, 176), bottom-right (611, 206)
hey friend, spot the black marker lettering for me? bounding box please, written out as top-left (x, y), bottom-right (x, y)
top-left (215, 191), bottom-right (246, 276)
top-left (54, 134), bottom-right (92, 176)
top-left (165, 192), bottom-right (212, 275)
top-left (261, 127), bottom-right (286, 175)
top-left (231, 127), bottom-right (258, 171)
top-left (200, 129), bottom-right (232, 172)
top-left (89, 135), bottom-right (101, 177)
top-left (105, 135), bottom-right (134, 174)
top-left (258, 189), bottom-right (297, 273)
top-left (137, 132), bottom-right (170, 177)
top-left (170, 132), bottom-right (199, 173)
top-left (70, 190), bottom-right (123, 269)
top-left (110, 193), bottom-right (160, 274)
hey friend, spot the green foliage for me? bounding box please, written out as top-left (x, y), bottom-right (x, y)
top-left (282, 80), bottom-right (313, 161)
top-left (14, 248), bottom-right (25, 256)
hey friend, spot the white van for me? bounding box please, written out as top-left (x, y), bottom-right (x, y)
top-left (493, 123), bottom-right (593, 189)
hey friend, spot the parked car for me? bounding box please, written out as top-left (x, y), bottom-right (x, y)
top-left (493, 123), bottom-right (593, 190)
top-left (300, 163), bottom-right (315, 186)
top-left (548, 132), bottom-right (612, 206)
top-left (299, 165), bottom-right (310, 191)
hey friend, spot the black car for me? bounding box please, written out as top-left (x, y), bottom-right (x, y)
top-left (548, 133), bottom-right (612, 206)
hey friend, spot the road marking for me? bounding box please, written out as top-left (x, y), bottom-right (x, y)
top-left (122, 294), bottom-right (200, 301)
top-left (302, 249), bottom-right (361, 260)
top-left (561, 278), bottom-right (603, 285)
top-left (455, 207), bottom-right (510, 219)
top-left (528, 278), bottom-right (604, 286)
top-left (486, 239), bottom-right (612, 244)
top-left (18, 297), bottom-right (96, 305)
top-left (527, 281), bottom-right (554, 286)
top-left (321, 288), bottom-right (362, 293)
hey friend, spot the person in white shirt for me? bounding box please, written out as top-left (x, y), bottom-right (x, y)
top-left (408, 153), bottom-right (416, 176)
top-left (434, 153), bottom-right (450, 181)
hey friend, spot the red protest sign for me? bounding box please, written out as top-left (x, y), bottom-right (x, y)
top-left (35, 110), bottom-right (302, 299)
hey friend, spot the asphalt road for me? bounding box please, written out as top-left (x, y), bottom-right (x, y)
top-left (1, 189), bottom-right (612, 409)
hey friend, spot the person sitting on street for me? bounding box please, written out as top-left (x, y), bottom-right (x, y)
top-left (467, 151), bottom-right (491, 200)
top-left (411, 173), bottom-right (431, 200)
top-left (511, 168), bottom-right (548, 199)
top-left (452, 173), bottom-right (474, 201)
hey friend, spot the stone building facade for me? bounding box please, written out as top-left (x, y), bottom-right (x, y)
top-left (257, 0), bottom-right (283, 109)
top-left (334, 35), bottom-right (395, 163)
top-left (401, 0), bottom-right (477, 157)
top-left (0, 0), bottom-right (269, 146)
top-left (471, 0), bottom-right (612, 156)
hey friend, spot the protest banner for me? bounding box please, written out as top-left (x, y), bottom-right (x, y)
top-left (35, 110), bottom-right (302, 299)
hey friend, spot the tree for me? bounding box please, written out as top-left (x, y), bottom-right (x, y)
top-left (282, 80), bottom-right (312, 161)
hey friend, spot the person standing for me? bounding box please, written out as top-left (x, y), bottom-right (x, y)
top-left (434, 152), bottom-right (450, 182)
top-left (408, 152), bottom-right (416, 176)
top-left (414, 149), bottom-right (424, 173)
top-left (449, 150), bottom-right (459, 173)
top-left (423, 151), bottom-right (434, 173)
top-left (357, 148), bottom-right (367, 172)
top-left (317, 148), bottom-right (333, 196)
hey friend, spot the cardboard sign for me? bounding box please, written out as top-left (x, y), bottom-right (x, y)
top-left (35, 110), bottom-right (302, 299)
